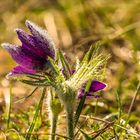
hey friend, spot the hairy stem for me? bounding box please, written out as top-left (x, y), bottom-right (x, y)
top-left (65, 105), bottom-right (74, 140)
top-left (50, 114), bottom-right (58, 140)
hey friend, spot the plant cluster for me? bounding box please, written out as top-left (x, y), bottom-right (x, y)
top-left (2, 20), bottom-right (109, 140)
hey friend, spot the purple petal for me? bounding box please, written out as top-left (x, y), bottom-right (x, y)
top-left (25, 20), bottom-right (56, 59)
top-left (89, 80), bottom-right (106, 92)
top-left (16, 29), bottom-right (48, 58)
top-left (20, 43), bottom-right (46, 68)
top-left (78, 80), bottom-right (106, 98)
top-left (7, 66), bottom-right (36, 77)
top-left (16, 28), bottom-right (35, 47)
top-left (71, 69), bottom-right (75, 74)
top-left (2, 43), bottom-right (46, 70)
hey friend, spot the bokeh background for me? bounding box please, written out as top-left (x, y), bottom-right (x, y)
top-left (0, 0), bottom-right (140, 139)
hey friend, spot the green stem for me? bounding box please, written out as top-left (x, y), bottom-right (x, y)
top-left (50, 114), bottom-right (58, 140)
top-left (7, 81), bottom-right (12, 129)
top-left (57, 87), bottom-right (75, 139)
top-left (66, 105), bottom-right (74, 140)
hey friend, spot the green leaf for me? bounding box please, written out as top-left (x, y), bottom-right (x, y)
top-left (58, 49), bottom-right (71, 79)
top-left (14, 87), bottom-right (38, 103)
top-left (81, 42), bottom-right (101, 65)
top-left (114, 90), bottom-right (122, 121)
top-left (21, 80), bottom-right (49, 86)
top-left (48, 57), bottom-right (65, 83)
top-left (74, 79), bottom-right (92, 128)
top-left (25, 88), bottom-right (46, 140)
top-left (69, 42), bottom-right (110, 89)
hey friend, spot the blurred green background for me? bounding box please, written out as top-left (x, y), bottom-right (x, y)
top-left (0, 0), bottom-right (140, 138)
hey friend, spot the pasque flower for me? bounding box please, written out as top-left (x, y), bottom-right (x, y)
top-left (78, 80), bottom-right (106, 98)
top-left (1, 19), bottom-right (109, 140)
top-left (2, 20), bottom-right (56, 76)
top-left (71, 70), bottom-right (106, 98)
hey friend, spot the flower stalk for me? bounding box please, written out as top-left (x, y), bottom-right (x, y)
top-left (48, 88), bottom-right (63, 140)
top-left (65, 104), bottom-right (74, 139)
top-left (50, 114), bottom-right (58, 140)
top-left (61, 88), bottom-right (76, 139)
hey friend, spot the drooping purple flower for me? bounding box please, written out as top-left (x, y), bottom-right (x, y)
top-left (78, 80), bottom-right (106, 98)
top-left (1, 20), bottom-right (56, 76)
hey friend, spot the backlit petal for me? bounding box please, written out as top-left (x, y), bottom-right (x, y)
top-left (78, 80), bottom-right (106, 98)
top-left (25, 20), bottom-right (56, 59)
top-left (16, 28), bottom-right (47, 58)
top-left (89, 80), bottom-right (106, 92)
top-left (2, 43), bottom-right (46, 70)
top-left (7, 65), bottom-right (36, 77)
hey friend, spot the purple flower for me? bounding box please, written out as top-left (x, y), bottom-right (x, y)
top-left (78, 80), bottom-right (106, 98)
top-left (2, 20), bottom-right (56, 76)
